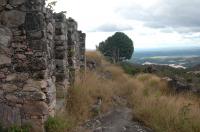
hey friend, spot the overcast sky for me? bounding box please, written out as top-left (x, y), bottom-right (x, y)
top-left (53, 0), bottom-right (200, 50)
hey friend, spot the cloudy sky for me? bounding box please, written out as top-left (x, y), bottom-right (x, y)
top-left (53, 0), bottom-right (200, 50)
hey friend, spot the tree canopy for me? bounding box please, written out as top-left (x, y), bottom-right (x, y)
top-left (97, 32), bottom-right (134, 63)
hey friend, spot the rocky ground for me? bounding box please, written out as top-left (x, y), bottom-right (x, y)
top-left (83, 107), bottom-right (153, 132)
top-left (74, 95), bottom-right (153, 132)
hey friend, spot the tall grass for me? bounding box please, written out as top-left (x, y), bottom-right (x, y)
top-left (126, 74), bottom-right (200, 132)
top-left (61, 51), bottom-right (200, 132)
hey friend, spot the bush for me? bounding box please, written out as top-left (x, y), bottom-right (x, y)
top-left (45, 117), bottom-right (72, 132)
top-left (120, 62), bottom-right (142, 75)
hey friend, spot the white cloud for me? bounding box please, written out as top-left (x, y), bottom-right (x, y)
top-left (53, 0), bottom-right (200, 50)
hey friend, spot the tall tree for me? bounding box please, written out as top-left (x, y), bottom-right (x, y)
top-left (98, 32), bottom-right (134, 63)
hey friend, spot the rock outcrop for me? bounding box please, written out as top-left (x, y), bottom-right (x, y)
top-left (0, 0), bottom-right (86, 131)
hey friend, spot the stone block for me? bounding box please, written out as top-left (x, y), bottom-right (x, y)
top-left (9, 0), bottom-right (26, 6)
top-left (47, 23), bottom-right (54, 34)
top-left (25, 12), bottom-right (44, 31)
top-left (14, 62), bottom-right (29, 72)
top-left (2, 84), bottom-right (18, 92)
top-left (23, 79), bottom-right (41, 92)
top-left (18, 91), bottom-right (46, 101)
top-left (49, 98), bottom-right (56, 110)
top-left (55, 22), bottom-right (66, 35)
top-left (47, 79), bottom-right (56, 93)
top-left (25, 0), bottom-right (45, 10)
top-left (1, 10), bottom-right (26, 27)
top-left (0, 103), bottom-right (21, 127)
top-left (40, 80), bottom-right (47, 89)
top-left (46, 92), bottom-right (56, 109)
top-left (16, 73), bottom-right (29, 82)
top-left (0, 73), bottom-right (6, 80)
top-left (22, 101), bottom-right (48, 116)
top-left (55, 46), bottom-right (67, 51)
top-left (33, 70), bottom-right (48, 80)
top-left (56, 84), bottom-right (67, 98)
top-left (30, 58), bottom-right (47, 71)
top-left (55, 50), bottom-right (66, 59)
top-left (55, 73), bottom-right (66, 82)
top-left (16, 54), bottom-right (26, 60)
top-left (54, 13), bottom-right (66, 22)
top-left (29, 40), bottom-right (47, 51)
top-left (0, 25), bottom-right (12, 48)
top-left (22, 118), bottom-right (45, 132)
top-left (55, 28), bottom-right (65, 35)
top-left (0, 54), bottom-right (11, 65)
top-left (54, 35), bottom-right (66, 41)
top-left (5, 94), bottom-right (23, 104)
top-left (27, 31), bottom-right (44, 39)
top-left (0, 0), bottom-right (7, 7)
top-left (0, 90), bottom-right (3, 101)
top-left (55, 41), bottom-right (67, 46)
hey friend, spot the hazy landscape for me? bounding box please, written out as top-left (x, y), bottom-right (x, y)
top-left (132, 47), bottom-right (200, 68)
top-left (1, 0), bottom-right (200, 132)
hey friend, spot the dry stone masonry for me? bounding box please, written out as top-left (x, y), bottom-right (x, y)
top-left (0, 0), bottom-right (86, 131)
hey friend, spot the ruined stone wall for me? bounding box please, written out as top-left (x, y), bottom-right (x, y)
top-left (0, 0), bottom-right (86, 131)
top-left (77, 31), bottom-right (86, 71)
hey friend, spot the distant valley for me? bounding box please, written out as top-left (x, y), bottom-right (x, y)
top-left (131, 47), bottom-right (200, 68)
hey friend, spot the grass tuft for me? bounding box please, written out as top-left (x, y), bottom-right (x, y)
top-left (45, 116), bottom-right (73, 132)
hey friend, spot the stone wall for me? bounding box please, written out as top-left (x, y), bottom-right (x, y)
top-left (0, 0), bottom-right (86, 131)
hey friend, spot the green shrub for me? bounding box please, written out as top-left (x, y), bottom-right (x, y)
top-left (45, 117), bottom-right (72, 132)
top-left (120, 62), bottom-right (141, 75)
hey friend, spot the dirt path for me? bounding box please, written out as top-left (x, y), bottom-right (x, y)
top-left (83, 107), bottom-right (153, 132)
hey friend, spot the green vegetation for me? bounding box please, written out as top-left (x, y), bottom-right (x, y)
top-left (45, 116), bottom-right (73, 132)
top-left (0, 123), bottom-right (31, 132)
top-left (120, 62), bottom-right (143, 75)
top-left (97, 32), bottom-right (134, 63)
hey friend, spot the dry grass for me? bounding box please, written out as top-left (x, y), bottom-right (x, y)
top-left (127, 74), bottom-right (200, 132)
top-left (85, 51), bottom-right (103, 66)
top-left (65, 51), bottom-right (200, 132)
top-left (67, 71), bottom-right (115, 122)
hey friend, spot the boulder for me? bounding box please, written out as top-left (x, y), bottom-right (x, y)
top-left (163, 77), bottom-right (191, 92)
